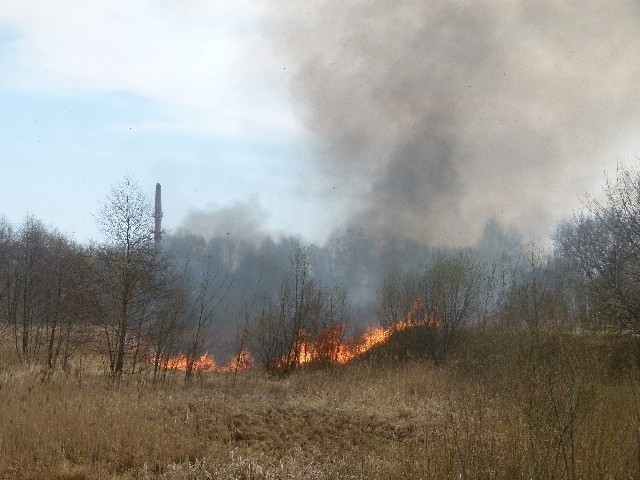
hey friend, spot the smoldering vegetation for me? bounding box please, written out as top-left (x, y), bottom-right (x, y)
top-left (263, 0), bottom-right (640, 246)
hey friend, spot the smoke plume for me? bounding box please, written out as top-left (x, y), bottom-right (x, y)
top-left (265, 0), bottom-right (640, 246)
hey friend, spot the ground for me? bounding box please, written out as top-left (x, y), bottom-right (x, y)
top-left (0, 328), bottom-right (639, 479)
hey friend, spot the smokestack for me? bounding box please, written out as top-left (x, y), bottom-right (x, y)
top-left (154, 183), bottom-right (162, 246)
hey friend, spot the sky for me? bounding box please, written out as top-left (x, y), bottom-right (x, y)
top-left (0, 2), bottom-right (332, 243)
top-left (1, 1), bottom-right (640, 247)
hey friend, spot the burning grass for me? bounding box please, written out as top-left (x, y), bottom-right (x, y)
top-left (288, 297), bottom-right (442, 367)
top-left (162, 349), bottom-right (255, 374)
top-left (0, 326), bottom-right (639, 479)
top-left (162, 297), bottom-right (441, 376)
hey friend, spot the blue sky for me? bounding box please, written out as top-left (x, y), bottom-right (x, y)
top-left (0, 2), bottom-right (342, 244)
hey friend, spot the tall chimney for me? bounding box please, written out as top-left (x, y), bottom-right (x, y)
top-left (154, 183), bottom-right (163, 247)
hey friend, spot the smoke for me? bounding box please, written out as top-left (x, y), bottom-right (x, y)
top-left (172, 0), bottom-right (640, 350)
top-left (264, 0), bottom-right (640, 246)
top-left (177, 197), bottom-right (268, 244)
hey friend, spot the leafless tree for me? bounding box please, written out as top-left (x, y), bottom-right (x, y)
top-left (554, 213), bottom-right (620, 326)
top-left (587, 165), bottom-right (640, 329)
top-left (254, 246), bottom-right (351, 373)
top-left (377, 250), bottom-right (483, 360)
top-left (95, 175), bottom-right (160, 376)
top-left (42, 232), bottom-right (95, 371)
top-left (181, 252), bottom-right (233, 381)
top-left (421, 250), bottom-right (483, 359)
top-left (149, 273), bottom-right (189, 381)
top-left (0, 218), bottom-right (16, 338)
top-left (554, 164), bottom-right (640, 331)
top-left (378, 272), bottom-right (420, 328)
top-left (498, 244), bottom-right (572, 334)
top-left (0, 217), bottom-right (94, 370)
top-left (9, 217), bottom-right (50, 363)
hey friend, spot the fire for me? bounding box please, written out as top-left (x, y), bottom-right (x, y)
top-left (165, 352), bottom-right (217, 372)
top-left (222, 349), bottom-right (255, 373)
top-left (278, 325), bottom-right (345, 370)
top-left (287, 297), bottom-right (441, 368)
top-left (162, 349), bottom-right (255, 374)
top-left (334, 326), bottom-right (390, 364)
top-left (160, 298), bottom-right (439, 373)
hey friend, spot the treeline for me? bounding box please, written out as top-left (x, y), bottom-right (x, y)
top-left (0, 176), bottom-right (362, 378)
top-left (0, 216), bottom-right (95, 371)
top-left (555, 165), bottom-right (640, 330)
top-left (2, 166), bottom-right (640, 377)
top-left (348, 165), bottom-right (640, 363)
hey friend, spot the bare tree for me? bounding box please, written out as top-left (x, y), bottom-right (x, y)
top-left (421, 250), bottom-right (482, 359)
top-left (554, 164), bottom-right (640, 331)
top-left (377, 250), bottom-right (483, 360)
top-left (254, 246), bottom-right (351, 373)
top-left (554, 213), bottom-right (620, 326)
top-left (10, 217), bottom-right (49, 363)
top-left (149, 273), bottom-right (189, 381)
top-left (378, 272), bottom-right (419, 328)
top-left (586, 165), bottom-right (640, 330)
top-left (95, 175), bottom-right (160, 376)
top-left (42, 232), bottom-right (95, 371)
top-left (0, 218), bottom-right (16, 338)
top-left (0, 217), bottom-right (94, 370)
top-left (181, 252), bottom-right (233, 381)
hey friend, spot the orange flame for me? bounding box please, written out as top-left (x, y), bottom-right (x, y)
top-left (160, 298), bottom-right (439, 373)
top-left (162, 349), bottom-right (255, 374)
top-left (165, 352), bottom-right (217, 372)
top-left (222, 349), bottom-right (255, 373)
top-left (278, 325), bottom-right (345, 370)
top-left (284, 297), bottom-right (440, 368)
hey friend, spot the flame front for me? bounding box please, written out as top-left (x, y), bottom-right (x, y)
top-left (222, 349), bottom-right (255, 373)
top-left (288, 297), bottom-right (441, 367)
top-left (165, 352), bottom-right (217, 372)
top-left (163, 349), bottom-right (254, 373)
top-left (160, 298), bottom-right (439, 373)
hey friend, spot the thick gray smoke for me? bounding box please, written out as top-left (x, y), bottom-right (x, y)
top-left (171, 1), bottom-right (640, 353)
top-left (265, 0), bottom-right (640, 246)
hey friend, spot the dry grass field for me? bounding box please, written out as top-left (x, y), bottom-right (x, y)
top-left (0, 327), bottom-right (639, 479)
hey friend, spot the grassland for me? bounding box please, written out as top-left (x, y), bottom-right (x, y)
top-left (0, 326), bottom-right (639, 479)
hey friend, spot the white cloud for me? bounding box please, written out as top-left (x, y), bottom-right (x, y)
top-left (0, 1), bottom-right (297, 138)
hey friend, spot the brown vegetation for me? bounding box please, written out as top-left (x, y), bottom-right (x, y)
top-left (0, 325), bottom-right (638, 479)
top-left (4, 169), bottom-right (640, 478)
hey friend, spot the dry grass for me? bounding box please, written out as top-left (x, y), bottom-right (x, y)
top-left (0, 327), bottom-right (639, 479)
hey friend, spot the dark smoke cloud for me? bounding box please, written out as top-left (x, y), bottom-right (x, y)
top-left (265, 0), bottom-right (640, 246)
